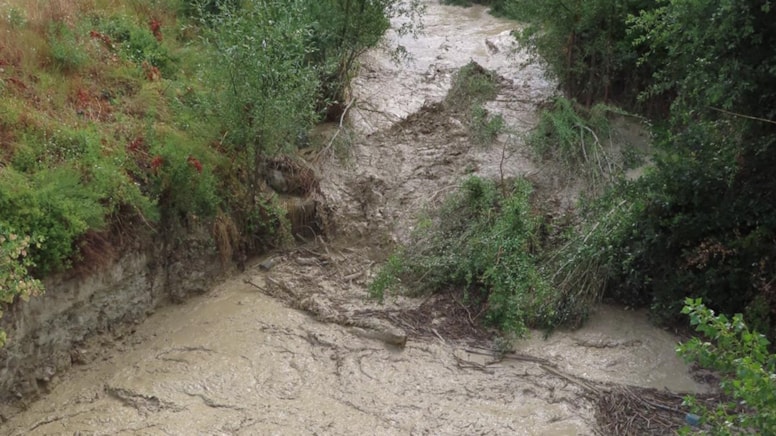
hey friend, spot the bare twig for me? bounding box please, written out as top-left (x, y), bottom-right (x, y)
top-left (710, 106), bottom-right (776, 125)
top-left (243, 279), bottom-right (267, 292)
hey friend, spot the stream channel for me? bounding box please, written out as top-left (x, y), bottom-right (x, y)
top-left (3, 2), bottom-right (708, 435)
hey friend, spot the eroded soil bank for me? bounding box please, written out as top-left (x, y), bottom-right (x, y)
top-left (2, 2), bottom-right (709, 435)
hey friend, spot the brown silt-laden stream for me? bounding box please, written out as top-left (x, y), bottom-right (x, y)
top-left (3, 3), bottom-right (709, 435)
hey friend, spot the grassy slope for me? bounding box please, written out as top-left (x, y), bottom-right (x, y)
top-left (0, 0), bottom-right (223, 274)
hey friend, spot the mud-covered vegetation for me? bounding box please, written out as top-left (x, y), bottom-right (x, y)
top-left (0, 0), bottom-right (416, 343)
top-left (371, 177), bottom-right (558, 335)
top-left (408, 0), bottom-right (776, 432)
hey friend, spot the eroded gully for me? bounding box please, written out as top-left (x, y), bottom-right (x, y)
top-left (3, 3), bottom-right (707, 435)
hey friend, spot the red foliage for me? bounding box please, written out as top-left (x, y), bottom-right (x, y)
top-left (142, 61), bottom-right (161, 82)
top-left (6, 76), bottom-right (26, 90)
top-left (76, 88), bottom-right (90, 105)
top-left (127, 137), bottom-right (146, 153)
top-left (150, 155), bottom-right (164, 171)
top-left (187, 155), bottom-right (203, 173)
top-left (89, 30), bottom-right (113, 49)
top-left (149, 19), bottom-right (162, 42)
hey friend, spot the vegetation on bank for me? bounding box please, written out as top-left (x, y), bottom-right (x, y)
top-left (0, 0), bottom-right (418, 345)
top-left (374, 0), bottom-right (776, 431)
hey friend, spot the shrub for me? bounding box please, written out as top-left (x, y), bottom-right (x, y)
top-left (205, 0), bottom-right (319, 165)
top-left (371, 177), bottom-right (569, 335)
top-left (445, 61), bottom-right (500, 110)
top-left (148, 134), bottom-right (220, 226)
top-left (509, 0), bottom-right (658, 109)
top-left (469, 105), bottom-right (504, 145)
top-left (0, 167), bottom-right (106, 274)
top-left (678, 298), bottom-right (776, 435)
top-left (528, 96), bottom-right (625, 188)
top-left (0, 227), bottom-right (45, 347)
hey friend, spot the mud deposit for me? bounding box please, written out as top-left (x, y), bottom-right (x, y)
top-left (3, 2), bottom-right (708, 435)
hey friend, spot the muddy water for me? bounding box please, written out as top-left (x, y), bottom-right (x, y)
top-left (351, 2), bottom-right (552, 134)
top-left (4, 2), bottom-right (707, 435)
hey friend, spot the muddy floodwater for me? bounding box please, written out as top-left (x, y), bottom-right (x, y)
top-left (3, 2), bottom-right (708, 435)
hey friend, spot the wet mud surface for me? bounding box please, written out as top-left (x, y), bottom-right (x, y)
top-left (3, 2), bottom-right (710, 435)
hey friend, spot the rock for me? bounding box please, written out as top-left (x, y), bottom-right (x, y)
top-left (259, 257), bottom-right (278, 271)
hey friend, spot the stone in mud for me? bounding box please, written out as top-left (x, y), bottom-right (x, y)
top-left (259, 257), bottom-right (278, 271)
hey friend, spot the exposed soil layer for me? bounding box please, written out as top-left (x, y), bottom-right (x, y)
top-left (1, 3), bottom-right (712, 435)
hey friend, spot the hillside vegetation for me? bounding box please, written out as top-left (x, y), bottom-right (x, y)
top-left (0, 0), bottom-right (416, 346)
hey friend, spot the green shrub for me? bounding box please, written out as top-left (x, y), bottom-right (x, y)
top-left (0, 167), bottom-right (107, 274)
top-left (678, 299), bottom-right (776, 435)
top-left (470, 105), bottom-right (504, 145)
top-left (446, 61), bottom-right (500, 110)
top-left (509, 0), bottom-right (658, 109)
top-left (178, 0), bottom-right (243, 20)
top-left (0, 227), bottom-right (45, 347)
top-left (48, 22), bottom-right (89, 73)
top-left (98, 15), bottom-right (177, 77)
top-left (528, 96), bottom-right (624, 188)
top-left (206, 0), bottom-right (319, 156)
top-left (149, 134), bottom-right (220, 225)
top-left (371, 177), bottom-right (568, 335)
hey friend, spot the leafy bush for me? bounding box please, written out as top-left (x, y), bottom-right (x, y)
top-left (371, 177), bottom-right (570, 334)
top-left (0, 167), bottom-right (106, 274)
top-left (0, 228), bottom-right (45, 347)
top-left (510, 0), bottom-right (776, 334)
top-left (678, 299), bottom-right (776, 435)
top-left (303, 0), bottom-right (394, 114)
top-left (446, 62), bottom-right (505, 145)
top-left (179, 0), bottom-right (243, 19)
top-left (205, 0), bottom-right (319, 162)
top-left (148, 134), bottom-right (220, 226)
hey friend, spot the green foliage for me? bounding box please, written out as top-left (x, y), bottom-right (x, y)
top-left (98, 15), bottom-right (177, 77)
top-left (446, 61), bottom-right (500, 110)
top-left (528, 96), bottom-right (625, 188)
top-left (371, 177), bottom-right (570, 334)
top-left (205, 0), bottom-right (319, 161)
top-left (149, 134), bottom-right (220, 225)
top-left (543, 190), bottom-right (638, 326)
top-left (446, 62), bottom-right (505, 145)
top-left (512, 0), bottom-right (776, 333)
top-left (369, 252), bottom-right (404, 301)
top-left (0, 228), bottom-right (45, 347)
top-left (0, 167), bottom-right (106, 274)
top-left (47, 22), bottom-right (89, 73)
top-left (509, 0), bottom-right (658, 108)
top-left (629, 0), bottom-right (776, 120)
top-left (179, 0), bottom-right (243, 19)
top-left (678, 299), bottom-right (776, 435)
top-left (244, 193), bottom-right (293, 248)
top-left (0, 0), bottom-right (404, 311)
top-left (469, 105), bottom-right (504, 145)
top-left (303, 0), bottom-right (395, 112)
